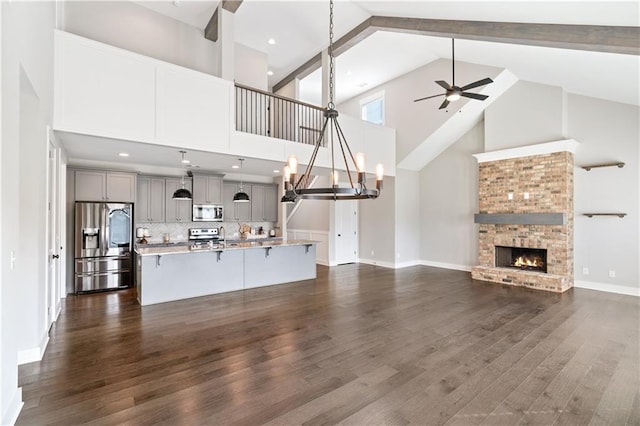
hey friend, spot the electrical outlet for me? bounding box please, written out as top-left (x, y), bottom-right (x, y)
top-left (582, 267), bottom-right (589, 275)
top-left (10, 251), bottom-right (16, 270)
top-left (508, 192), bottom-right (514, 200)
top-left (608, 270), bottom-right (616, 278)
top-left (397, 253), bottom-right (401, 259)
top-left (371, 250), bottom-right (374, 256)
top-left (524, 192), bottom-right (530, 200)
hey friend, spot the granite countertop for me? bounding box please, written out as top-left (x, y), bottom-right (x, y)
top-left (135, 239), bottom-right (316, 256)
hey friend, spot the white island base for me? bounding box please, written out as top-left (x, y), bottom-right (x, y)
top-left (136, 241), bottom-right (317, 306)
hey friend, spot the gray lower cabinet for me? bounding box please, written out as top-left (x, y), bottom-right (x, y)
top-left (192, 175), bottom-right (223, 205)
top-left (75, 170), bottom-right (136, 202)
top-left (223, 182), bottom-right (251, 221)
top-left (136, 176), bottom-right (165, 223)
top-left (165, 178), bottom-right (192, 222)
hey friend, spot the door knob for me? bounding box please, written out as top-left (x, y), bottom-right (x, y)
top-left (52, 254), bottom-right (60, 259)
top-left (338, 234), bottom-right (341, 237)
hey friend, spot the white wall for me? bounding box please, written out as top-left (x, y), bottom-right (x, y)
top-left (419, 121), bottom-right (483, 269)
top-left (338, 58), bottom-right (502, 164)
top-left (1, 1), bottom-right (55, 423)
top-left (395, 169), bottom-right (421, 266)
top-left (358, 176), bottom-right (396, 266)
top-left (485, 81), bottom-right (564, 151)
top-left (62, 1), bottom-right (218, 76)
top-left (235, 43), bottom-right (268, 91)
top-left (569, 94), bottom-right (639, 293)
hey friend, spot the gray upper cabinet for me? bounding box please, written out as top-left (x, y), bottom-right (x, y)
top-left (263, 185), bottom-right (278, 222)
top-left (223, 182), bottom-right (251, 222)
top-left (192, 175), bottom-right (223, 205)
top-left (165, 178), bottom-right (192, 222)
top-left (250, 184), bottom-right (278, 222)
top-left (224, 181), bottom-right (278, 223)
top-left (75, 170), bottom-right (136, 202)
top-left (136, 176), bottom-right (165, 223)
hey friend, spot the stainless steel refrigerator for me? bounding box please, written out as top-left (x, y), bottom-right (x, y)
top-left (75, 202), bottom-right (133, 293)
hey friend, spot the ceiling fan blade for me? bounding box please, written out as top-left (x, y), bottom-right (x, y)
top-left (439, 99), bottom-right (450, 110)
top-left (414, 93), bottom-right (445, 103)
top-left (435, 80), bottom-right (451, 90)
top-left (461, 92), bottom-right (489, 101)
top-left (460, 77), bottom-right (494, 91)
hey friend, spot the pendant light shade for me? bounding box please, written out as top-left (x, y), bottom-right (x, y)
top-left (172, 187), bottom-right (192, 200)
top-left (233, 190), bottom-right (250, 202)
top-left (233, 158), bottom-right (250, 203)
top-left (173, 150), bottom-right (192, 200)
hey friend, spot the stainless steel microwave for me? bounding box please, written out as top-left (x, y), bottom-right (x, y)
top-left (192, 205), bottom-right (223, 222)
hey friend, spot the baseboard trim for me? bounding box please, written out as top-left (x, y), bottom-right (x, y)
top-left (574, 280), bottom-right (640, 297)
top-left (419, 260), bottom-right (473, 272)
top-left (2, 387), bottom-right (23, 426)
top-left (394, 260), bottom-right (422, 269)
top-left (17, 332), bottom-right (49, 365)
top-left (358, 258), bottom-right (396, 269)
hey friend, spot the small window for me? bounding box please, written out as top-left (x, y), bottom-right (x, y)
top-left (360, 91), bottom-right (384, 125)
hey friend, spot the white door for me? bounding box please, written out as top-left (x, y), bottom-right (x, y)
top-left (47, 138), bottom-right (60, 328)
top-left (334, 199), bottom-right (358, 264)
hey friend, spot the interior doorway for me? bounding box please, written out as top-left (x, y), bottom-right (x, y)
top-left (47, 132), bottom-right (61, 328)
top-left (334, 199), bottom-right (358, 264)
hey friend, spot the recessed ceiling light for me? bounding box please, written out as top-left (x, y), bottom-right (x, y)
top-left (118, 152), bottom-right (129, 157)
top-left (346, 71), bottom-right (353, 76)
top-left (273, 169), bottom-right (280, 173)
top-left (267, 70), bottom-right (274, 76)
top-left (232, 165), bottom-right (240, 169)
top-left (357, 82), bottom-right (368, 88)
top-left (268, 38), bottom-right (276, 45)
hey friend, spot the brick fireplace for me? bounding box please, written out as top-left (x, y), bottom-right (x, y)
top-left (471, 140), bottom-right (577, 293)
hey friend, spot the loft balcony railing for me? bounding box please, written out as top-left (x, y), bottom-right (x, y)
top-left (235, 83), bottom-right (326, 147)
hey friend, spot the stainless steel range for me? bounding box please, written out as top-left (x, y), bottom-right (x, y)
top-left (188, 228), bottom-right (223, 248)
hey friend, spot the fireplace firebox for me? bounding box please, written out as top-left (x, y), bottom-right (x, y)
top-left (495, 246), bottom-right (547, 273)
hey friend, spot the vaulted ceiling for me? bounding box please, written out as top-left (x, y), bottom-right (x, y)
top-left (136, 1), bottom-right (639, 106)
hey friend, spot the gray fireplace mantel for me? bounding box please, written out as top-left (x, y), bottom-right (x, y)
top-left (474, 213), bottom-right (567, 225)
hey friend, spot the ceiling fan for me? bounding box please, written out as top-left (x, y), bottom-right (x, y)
top-left (414, 38), bottom-right (494, 110)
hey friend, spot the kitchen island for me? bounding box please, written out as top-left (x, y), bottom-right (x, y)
top-left (135, 240), bottom-right (317, 306)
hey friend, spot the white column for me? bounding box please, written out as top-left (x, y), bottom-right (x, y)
top-left (216, 8), bottom-right (235, 81)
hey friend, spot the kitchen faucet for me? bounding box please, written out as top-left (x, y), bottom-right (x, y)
top-left (219, 226), bottom-right (225, 242)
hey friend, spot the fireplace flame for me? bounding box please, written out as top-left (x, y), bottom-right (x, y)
top-left (513, 256), bottom-right (544, 268)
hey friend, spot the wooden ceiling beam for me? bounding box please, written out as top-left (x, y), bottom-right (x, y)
top-left (273, 15), bottom-right (640, 93)
top-left (204, 1), bottom-right (244, 43)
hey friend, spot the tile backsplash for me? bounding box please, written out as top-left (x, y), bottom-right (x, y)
top-left (135, 221), bottom-right (277, 243)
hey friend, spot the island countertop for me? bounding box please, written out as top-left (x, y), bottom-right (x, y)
top-left (135, 239), bottom-right (317, 256)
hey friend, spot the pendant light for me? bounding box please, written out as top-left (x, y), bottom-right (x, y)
top-left (233, 158), bottom-right (250, 203)
top-left (172, 150), bottom-right (192, 200)
top-left (281, 0), bottom-right (383, 203)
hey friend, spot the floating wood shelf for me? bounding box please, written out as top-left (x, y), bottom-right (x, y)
top-left (583, 213), bottom-right (627, 218)
top-left (581, 162), bottom-right (625, 171)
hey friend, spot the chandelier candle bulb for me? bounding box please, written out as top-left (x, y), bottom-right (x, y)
top-left (356, 153), bottom-right (366, 172)
top-left (332, 170), bottom-right (339, 187)
top-left (288, 155), bottom-right (298, 174)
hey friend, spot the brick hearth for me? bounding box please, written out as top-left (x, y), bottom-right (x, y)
top-left (471, 141), bottom-right (576, 293)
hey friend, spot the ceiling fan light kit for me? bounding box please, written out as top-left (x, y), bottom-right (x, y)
top-left (414, 38), bottom-right (494, 110)
top-left (281, 0), bottom-right (383, 203)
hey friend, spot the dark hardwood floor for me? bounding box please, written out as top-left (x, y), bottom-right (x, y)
top-left (17, 264), bottom-right (639, 425)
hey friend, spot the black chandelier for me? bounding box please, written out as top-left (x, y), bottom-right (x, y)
top-left (281, 0), bottom-right (383, 202)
